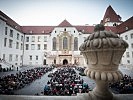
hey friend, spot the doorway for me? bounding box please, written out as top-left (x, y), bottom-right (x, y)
top-left (54, 59), bottom-right (56, 64)
top-left (43, 59), bottom-right (46, 65)
top-left (63, 59), bottom-right (68, 65)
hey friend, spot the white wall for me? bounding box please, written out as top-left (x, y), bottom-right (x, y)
top-left (0, 19), bottom-right (24, 66)
top-left (23, 35), bottom-right (48, 65)
top-left (120, 29), bottom-right (133, 65)
top-left (0, 19), bottom-right (6, 58)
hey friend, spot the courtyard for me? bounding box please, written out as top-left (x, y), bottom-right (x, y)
top-left (0, 65), bottom-right (133, 95)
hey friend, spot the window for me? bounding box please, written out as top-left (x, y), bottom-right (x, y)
top-left (53, 37), bottom-right (56, 50)
top-left (36, 56), bottom-right (38, 60)
top-left (64, 28), bottom-right (66, 31)
top-left (105, 18), bottom-right (110, 22)
top-left (74, 37), bottom-right (78, 51)
top-left (31, 44), bottom-right (35, 50)
top-left (54, 59), bottom-right (56, 64)
top-left (26, 37), bottom-right (29, 42)
top-left (44, 44), bottom-right (47, 50)
top-left (31, 36), bottom-right (35, 42)
top-left (5, 27), bottom-right (8, 35)
top-left (15, 55), bottom-right (18, 61)
top-left (63, 37), bottom-right (68, 49)
top-left (127, 60), bottom-right (130, 64)
top-left (29, 62), bottom-right (32, 65)
top-left (132, 51), bottom-right (133, 58)
top-left (44, 36), bottom-right (47, 42)
top-left (4, 38), bottom-right (7, 47)
top-left (74, 30), bottom-right (75, 33)
top-left (38, 36), bottom-right (41, 42)
top-left (17, 33), bottom-right (19, 40)
top-left (131, 43), bottom-right (133, 48)
top-left (21, 36), bottom-right (23, 41)
top-left (21, 43), bottom-right (23, 50)
top-left (20, 55), bottom-right (23, 61)
top-left (9, 54), bottom-right (12, 62)
top-left (125, 35), bottom-right (128, 40)
top-left (126, 52), bottom-right (130, 57)
top-left (29, 55), bottom-right (32, 60)
top-left (37, 44), bottom-right (41, 50)
top-left (26, 44), bottom-right (29, 50)
top-left (3, 54), bottom-right (5, 60)
top-left (113, 23), bottom-right (117, 26)
top-left (10, 29), bottom-right (13, 37)
top-left (16, 42), bottom-right (19, 49)
top-left (9, 39), bottom-right (13, 48)
top-left (55, 31), bottom-right (56, 33)
top-left (131, 33), bottom-right (133, 39)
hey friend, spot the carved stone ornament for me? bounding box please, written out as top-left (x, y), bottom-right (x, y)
top-left (79, 24), bottom-right (128, 100)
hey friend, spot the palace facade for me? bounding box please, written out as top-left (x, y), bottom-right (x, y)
top-left (0, 5), bottom-right (133, 68)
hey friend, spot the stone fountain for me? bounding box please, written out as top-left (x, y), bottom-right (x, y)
top-left (79, 24), bottom-right (128, 100)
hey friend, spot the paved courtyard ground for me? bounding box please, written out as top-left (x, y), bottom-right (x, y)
top-left (0, 65), bottom-right (133, 95)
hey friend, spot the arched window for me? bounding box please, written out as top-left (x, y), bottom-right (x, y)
top-left (63, 37), bottom-right (68, 49)
top-left (74, 37), bottom-right (78, 51)
top-left (53, 37), bottom-right (56, 50)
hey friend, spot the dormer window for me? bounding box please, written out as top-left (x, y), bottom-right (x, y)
top-left (105, 18), bottom-right (110, 22)
top-left (125, 27), bottom-right (128, 30)
top-left (30, 30), bottom-right (33, 33)
top-left (42, 31), bottom-right (44, 33)
top-left (64, 28), bottom-right (66, 31)
top-left (113, 23), bottom-right (117, 26)
top-left (15, 26), bottom-right (17, 29)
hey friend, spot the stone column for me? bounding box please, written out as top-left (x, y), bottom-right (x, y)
top-left (79, 24), bottom-right (128, 100)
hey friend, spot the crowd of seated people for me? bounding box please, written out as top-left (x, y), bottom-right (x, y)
top-left (43, 67), bottom-right (89, 96)
top-left (76, 67), bottom-right (86, 76)
top-left (109, 74), bottom-right (133, 94)
top-left (0, 67), bottom-right (53, 95)
top-left (0, 66), bottom-right (14, 72)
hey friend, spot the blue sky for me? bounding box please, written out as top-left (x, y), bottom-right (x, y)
top-left (0, 0), bottom-right (133, 26)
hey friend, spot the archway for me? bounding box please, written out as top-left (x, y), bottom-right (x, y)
top-left (63, 59), bottom-right (68, 65)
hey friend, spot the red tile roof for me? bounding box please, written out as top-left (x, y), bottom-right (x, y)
top-left (74, 26), bottom-right (94, 34)
top-left (101, 5), bottom-right (122, 24)
top-left (116, 16), bottom-right (133, 34)
top-left (75, 25), bottom-right (116, 34)
top-left (21, 26), bottom-right (55, 34)
top-left (58, 19), bottom-right (73, 27)
top-left (21, 25), bottom-right (116, 34)
top-left (0, 10), bottom-right (22, 32)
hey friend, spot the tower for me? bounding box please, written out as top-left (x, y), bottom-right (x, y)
top-left (101, 5), bottom-right (122, 26)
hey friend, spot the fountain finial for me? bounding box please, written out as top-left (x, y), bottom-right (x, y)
top-left (94, 24), bottom-right (105, 32)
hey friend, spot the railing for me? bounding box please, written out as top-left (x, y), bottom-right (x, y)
top-left (0, 93), bottom-right (133, 100)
